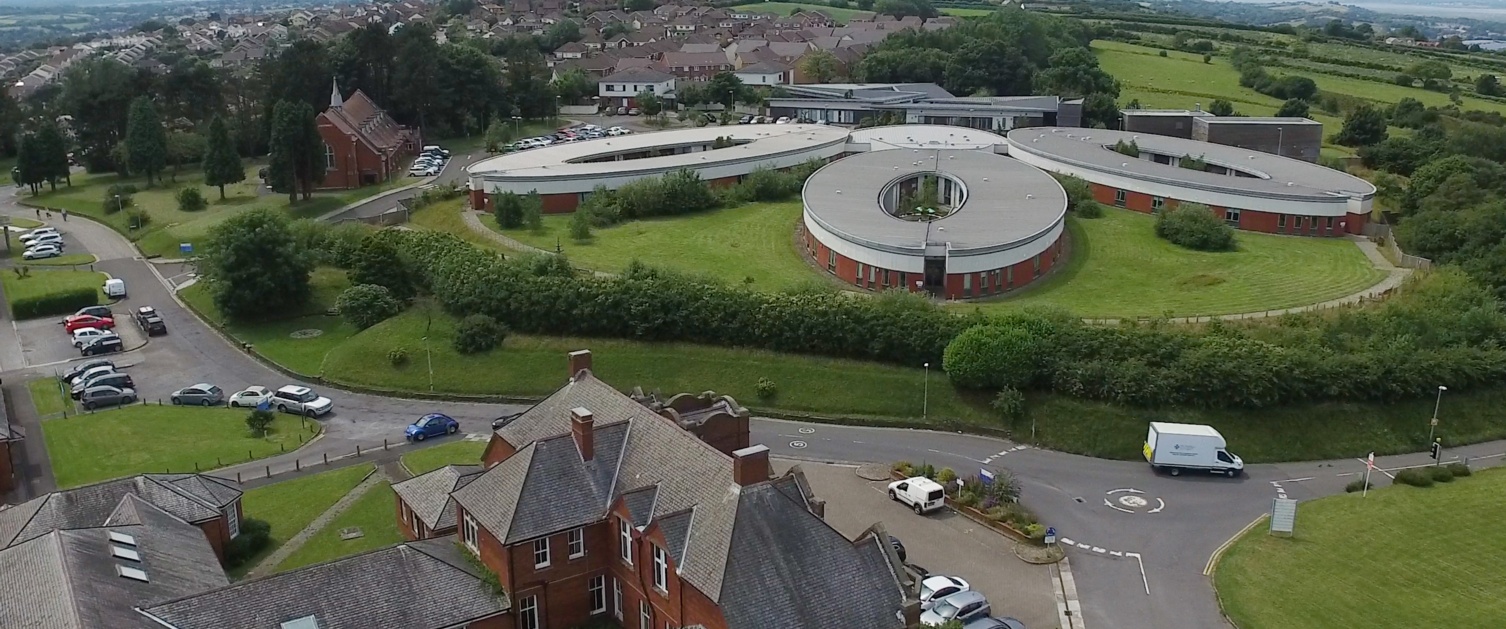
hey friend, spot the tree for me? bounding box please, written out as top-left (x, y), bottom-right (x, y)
top-left (434, 43), bottom-right (504, 136)
top-left (874, 0), bottom-right (937, 19)
top-left (570, 208), bottom-right (592, 241)
top-left (506, 49), bottom-right (555, 119)
top-left (33, 122), bottom-right (71, 190)
top-left (392, 22), bottom-right (442, 127)
top-left (494, 191), bottom-right (526, 228)
top-left (1477, 74), bottom-right (1501, 97)
top-left (1208, 99), bottom-right (1234, 117)
top-left (14, 133), bottom-right (44, 194)
top-left (349, 233), bottom-right (417, 300)
top-left (165, 131), bottom-right (205, 182)
top-left (176, 187), bottom-right (207, 212)
top-left (202, 116), bottom-right (245, 200)
top-left (262, 39), bottom-right (333, 114)
top-left (59, 58), bottom-right (136, 172)
top-left (330, 25), bottom-right (395, 107)
top-left (636, 91), bottom-right (663, 117)
top-left (453, 314), bottom-right (507, 354)
top-left (1155, 203), bottom-right (1235, 251)
top-left (125, 96), bottom-right (168, 186)
top-left (1407, 60), bottom-right (1452, 82)
top-left (200, 208), bottom-right (315, 320)
top-left (542, 20), bottom-right (582, 52)
top-left (946, 40), bottom-right (1033, 96)
top-left (705, 72), bottom-right (749, 109)
top-left (1333, 105), bottom-right (1389, 147)
top-left (267, 100), bottom-right (323, 203)
top-left (1275, 98), bottom-right (1310, 118)
top-left (799, 49), bottom-right (842, 84)
top-left (159, 59), bottom-right (223, 123)
top-left (337, 284), bottom-right (405, 329)
top-left (1080, 92), bottom-right (1119, 129)
top-left (551, 67), bottom-right (597, 104)
top-left (0, 89), bottom-right (22, 158)
top-left (245, 409), bottom-right (275, 437)
top-left (1033, 48), bottom-right (1119, 98)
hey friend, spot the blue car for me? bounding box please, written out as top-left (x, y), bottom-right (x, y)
top-left (405, 413), bottom-right (459, 441)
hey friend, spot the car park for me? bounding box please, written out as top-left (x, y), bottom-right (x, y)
top-left (64, 360), bottom-right (115, 385)
top-left (79, 385), bottom-right (137, 410)
top-left (888, 476), bottom-right (947, 514)
top-left (134, 306), bottom-right (167, 335)
top-left (23, 244), bottom-right (61, 260)
top-left (229, 385), bottom-right (273, 408)
top-left (271, 385), bottom-right (333, 417)
top-left (405, 413), bottom-right (460, 441)
top-left (71, 327), bottom-right (115, 348)
top-left (71, 372), bottom-right (134, 400)
top-left (171, 383), bottom-right (224, 406)
top-left (919, 575), bottom-right (972, 610)
top-left (921, 591), bottom-right (992, 626)
top-left (63, 314), bottom-right (114, 333)
top-left (963, 617), bottom-right (1027, 629)
top-left (68, 365), bottom-right (118, 388)
top-left (80, 335), bottom-right (124, 356)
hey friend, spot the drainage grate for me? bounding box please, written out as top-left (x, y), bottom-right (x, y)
top-left (1074, 497), bottom-right (1086, 503)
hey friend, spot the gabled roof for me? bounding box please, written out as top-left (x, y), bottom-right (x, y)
top-left (392, 465), bottom-right (483, 530)
top-left (140, 538), bottom-right (508, 629)
top-left (321, 87), bottom-right (416, 156)
top-left (662, 51), bottom-right (731, 68)
top-left (0, 474), bottom-right (240, 549)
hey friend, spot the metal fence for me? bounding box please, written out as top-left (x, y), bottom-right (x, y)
top-left (1362, 223), bottom-right (1433, 270)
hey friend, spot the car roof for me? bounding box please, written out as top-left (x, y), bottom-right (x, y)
top-left (420, 413), bottom-right (453, 421)
top-left (277, 385), bottom-right (311, 394)
top-left (84, 385), bottom-right (123, 393)
top-left (923, 575), bottom-right (964, 587)
top-left (242, 385), bottom-right (269, 392)
top-left (940, 590), bottom-right (988, 606)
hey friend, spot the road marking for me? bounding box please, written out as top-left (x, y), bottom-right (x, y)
top-left (1270, 481), bottom-right (1288, 500)
top-left (1148, 498), bottom-right (1166, 514)
top-left (1090, 546), bottom-right (1106, 553)
top-left (798, 427), bottom-right (814, 434)
top-left (1060, 537), bottom-right (1075, 546)
top-left (1273, 476), bottom-right (1316, 483)
top-left (925, 447), bottom-right (987, 463)
top-left (1105, 488), bottom-right (1144, 494)
top-left (1205, 514), bottom-right (1268, 576)
top-left (1125, 552), bottom-right (1151, 595)
top-left (1118, 495), bottom-right (1148, 508)
top-left (789, 440), bottom-right (807, 449)
top-left (1109, 550), bottom-right (1123, 557)
top-left (980, 445), bottom-right (1028, 464)
top-left (1103, 498), bottom-right (1135, 513)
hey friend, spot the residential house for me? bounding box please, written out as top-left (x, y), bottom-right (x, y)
top-left (316, 81), bottom-right (420, 190)
top-left (553, 41), bottom-right (588, 59)
top-left (599, 67), bottom-right (676, 108)
top-left (734, 60), bottom-right (790, 86)
top-left (662, 50), bottom-right (734, 81)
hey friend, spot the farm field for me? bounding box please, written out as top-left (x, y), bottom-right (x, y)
top-left (1216, 469), bottom-right (1506, 628)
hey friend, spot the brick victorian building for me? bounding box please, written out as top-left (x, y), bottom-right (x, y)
top-left (393, 350), bottom-right (922, 629)
top-left (316, 80), bottom-right (420, 190)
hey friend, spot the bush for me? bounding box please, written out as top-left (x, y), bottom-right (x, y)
top-left (916, 463), bottom-right (936, 479)
top-left (453, 313), bottom-right (507, 354)
top-left (1155, 203), bottom-right (1236, 251)
top-left (755, 377), bottom-right (776, 400)
top-left (125, 208), bottom-right (151, 229)
top-left (11, 286), bottom-right (98, 319)
top-left (336, 284), bottom-right (404, 330)
top-left (1393, 467), bottom-right (1435, 487)
top-left (1428, 465), bottom-right (1456, 483)
top-left (991, 386), bottom-right (1027, 420)
top-left (388, 347), bottom-right (409, 367)
top-left (102, 185), bottom-right (136, 214)
top-left (1446, 462), bottom-right (1472, 477)
top-left (569, 209), bottom-right (592, 242)
top-left (936, 467), bottom-right (957, 484)
top-left (1075, 201), bottom-right (1103, 218)
top-left (943, 324), bottom-right (1046, 390)
top-left (245, 409), bottom-right (274, 436)
top-left (892, 461), bottom-right (913, 476)
top-left (1344, 479), bottom-right (1372, 493)
top-left (224, 518), bottom-right (271, 568)
top-left (176, 186), bottom-right (207, 212)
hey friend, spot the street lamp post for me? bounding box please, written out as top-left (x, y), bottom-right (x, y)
top-left (922, 362), bottom-right (929, 420)
top-left (1428, 384), bottom-right (1447, 444)
top-left (1276, 127), bottom-right (1284, 157)
top-left (511, 115), bottom-right (522, 138)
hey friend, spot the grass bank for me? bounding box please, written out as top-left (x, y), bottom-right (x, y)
top-left (1, 269), bottom-right (105, 318)
top-left (275, 481), bottom-right (401, 572)
top-left (41, 405), bottom-right (320, 488)
top-left (1215, 469), bottom-right (1506, 628)
top-left (402, 439), bottom-right (488, 475)
top-left (27, 377), bottom-right (69, 417)
top-left (233, 464), bottom-right (374, 578)
top-left (179, 267), bottom-right (357, 376)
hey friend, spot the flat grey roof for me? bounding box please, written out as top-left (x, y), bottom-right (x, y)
top-left (849, 124), bottom-right (1007, 151)
top-left (467, 124), bottom-right (850, 179)
top-left (1006, 128), bottom-right (1376, 200)
top-left (804, 148), bottom-right (1066, 255)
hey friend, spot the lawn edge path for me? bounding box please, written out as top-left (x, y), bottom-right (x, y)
top-left (245, 468), bottom-right (388, 579)
top-left (458, 208), bottom-right (617, 278)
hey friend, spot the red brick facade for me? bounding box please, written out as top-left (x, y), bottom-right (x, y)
top-left (317, 87), bottom-right (418, 190)
top-left (0, 439), bottom-right (14, 495)
top-left (1086, 182), bottom-right (1368, 237)
top-left (196, 499), bottom-right (240, 564)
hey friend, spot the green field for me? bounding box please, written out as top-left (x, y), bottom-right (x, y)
top-left (179, 267), bottom-right (357, 376)
top-left (731, 2), bottom-right (873, 23)
top-left (27, 377), bottom-right (68, 417)
top-left (403, 440), bottom-right (488, 475)
top-left (1, 269), bottom-right (105, 318)
top-left (276, 482), bottom-right (402, 572)
top-left (1216, 469), bottom-right (1506, 627)
top-left (492, 200), bottom-right (815, 290)
top-left (42, 405), bottom-right (318, 488)
top-left (968, 208), bottom-right (1387, 318)
top-left (234, 464), bottom-right (374, 578)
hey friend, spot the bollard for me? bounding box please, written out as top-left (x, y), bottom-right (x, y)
top-left (323, 452), bottom-right (329, 465)
top-left (217, 457), bottom-right (221, 467)
top-left (383, 439), bottom-right (388, 451)
top-left (280, 442), bottom-right (285, 452)
top-left (236, 472), bottom-right (241, 484)
top-left (296, 459), bottom-right (301, 471)
top-left (356, 445), bottom-right (362, 457)
top-left (194, 461), bottom-right (199, 471)
top-left (265, 465), bottom-right (271, 478)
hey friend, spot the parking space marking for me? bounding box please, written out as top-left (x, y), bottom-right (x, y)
top-left (981, 444), bottom-right (1028, 465)
top-left (1125, 552), bottom-right (1151, 595)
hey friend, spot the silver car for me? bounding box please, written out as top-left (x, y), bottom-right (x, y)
top-left (171, 383), bottom-right (224, 406)
top-left (79, 385), bottom-right (136, 410)
top-left (921, 590), bottom-right (991, 627)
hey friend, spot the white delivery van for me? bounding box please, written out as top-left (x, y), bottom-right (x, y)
top-left (887, 476), bottom-right (947, 514)
top-left (1144, 422), bottom-right (1244, 477)
top-left (103, 278), bottom-right (127, 299)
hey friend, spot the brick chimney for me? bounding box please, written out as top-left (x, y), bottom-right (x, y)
top-left (731, 445), bottom-right (770, 487)
top-left (568, 350), bottom-right (593, 381)
top-left (902, 600), bottom-right (922, 628)
top-left (571, 407), bottom-right (594, 462)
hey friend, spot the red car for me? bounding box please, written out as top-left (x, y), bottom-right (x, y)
top-left (63, 314), bottom-right (115, 333)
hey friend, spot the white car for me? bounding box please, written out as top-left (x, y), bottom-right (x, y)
top-left (887, 476), bottom-right (946, 514)
top-left (919, 575), bottom-right (972, 610)
top-left (71, 328), bottom-right (117, 348)
top-left (229, 385), bottom-right (273, 408)
top-left (776, 116), bottom-right (792, 124)
top-left (23, 233), bottom-right (63, 248)
top-left (20, 228), bottom-right (58, 244)
top-left (607, 126), bottom-right (631, 136)
top-left (23, 244), bottom-right (61, 260)
top-left (271, 384), bottom-right (334, 417)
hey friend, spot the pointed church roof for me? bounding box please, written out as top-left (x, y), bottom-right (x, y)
top-left (330, 79), bottom-right (343, 109)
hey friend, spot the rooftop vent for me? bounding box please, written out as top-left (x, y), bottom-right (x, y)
top-left (281, 616), bottom-right (321, 629)
top-left (116, 564), bottom-right (149, 582)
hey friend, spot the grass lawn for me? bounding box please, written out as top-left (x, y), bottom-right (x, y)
top-left (410, 198), bottom-right (513, 252)
top-left (27, 377), bottom-right (69, 417)
top-left (403, 440), bottom-right (487, 475)
top-left (232, 464), bottom-right (374, 578)
top-left (730, 2), bottom-right (872, 23)
top-left (41, 405), bottom-right (319, 488)
top-left (22, 253), bottom-right (97, 267)
top-left (940, 7), bottom-right (995, 16)
top-left (275, 481), bottom-right (402, 572)
top-left (1216, 469), bottom-right (1506, 628)
top-left (179, 267), bottom-right (357, 376)
top-left (1, 269), bottom-right (105, 318)
top-left (321, 307), bottom-right (993, 424)
top-left (967, 208), bottom-right (1387, 318)
top-left (491, 200), bottom-right (814, 290)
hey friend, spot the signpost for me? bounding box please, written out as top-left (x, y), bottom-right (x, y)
top-left (1269, 498), bottom-right (1297, 536)
top-left (1363, 452), bottom-right (1374, 497)
top-left (179, 243), bottom-right (193, 256)
top-left (1045, 526), bottom-right (1057, 546)
top-left (979, 468), bottom-right (995, 486)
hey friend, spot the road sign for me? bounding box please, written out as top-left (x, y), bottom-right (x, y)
top-left (179, 243), bottom-right (193, 255)
top-left (1045, 527), bottom-right (1057, 545)
top-left (1366, 452), bottom-right (1375, 470)
top-left (1270, 498), bottom-right (1297, 535)
top-left (979, 469), bottom-right (995, 485)
top-left (1431, 441), bottom-right (1443, 461)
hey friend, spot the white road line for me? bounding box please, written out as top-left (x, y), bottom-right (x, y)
top-left (1275, 476), bottom-right (1316, 483)
top-left (1090, 546), bottom-right (1106, 553)
top-left (1148, 498), bottom-right (1166, 514)
top-left (1109, 550), bottom-right (1123, 557)
top-left (1125, 552), bottom-right (1151, 595)
top-left (1105, 488), bottom-right (1144, 494)
top-left (1060, 537), bottom-right (1075, 546)
top-left (1104, 498), bottom-right (1135, 513)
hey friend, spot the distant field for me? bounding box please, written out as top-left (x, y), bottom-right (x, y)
top-left (731, 2), bottom-right (873, 23)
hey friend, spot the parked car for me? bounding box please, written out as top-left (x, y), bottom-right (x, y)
top-left (134, 306), bottom-right (166, 335)
top-left (888, 476), bottom-right (947, 514)
top-left (79, 385), bottom-right (137, 410)
top-left (20, 229), bottom-right (59, 246)
top-left (616, 106), bottom-right (627, 115)
top-left (64, 314), bottom-right (114, 333)
top-left (71, 327), bottom-right (116, 348)
top-left (963, 617), bottom-right (1027, 629)
top-left (889, 535), bottom-right (906, 563)
top-left (776, 116), bottom-right (792, 124)
top-left (920, 576), bottom-right (972, 610)
top-left (739, 115), bottom-right (752, 124)
top-left (72, 372), bottom-right (134, 399)
top-left (23, 244), bottom-right (61, 260)
top-left (491, 411), bottom-right (524, 430)
top-left (63, 360), bottom-right (115, 385)
top-left (229, 385), bottom-right (273, 408)
top-left (405, 413), bottom-right (460, 441)
top-left (73, 305), bottom-right (112, 319)
top-left (608, 126), bottom-right (631, 136)
top-left (80, 335), bottom-right (124, 356)
top-left (271, 385), bottom-right (333, 417)
top-left (171, 383), bottom-right (224, 406)
top-left (921, 591), bottom-right (992, 627)
top-left (21, 226), bottom-right (57, 240)
top-left (24, 233), bottom-right (63, 248)
top-left (103, 278), bottom-right (127, 299)
top-left (408, 166), bottom-right (429, 177)
top-left (628, 108), bottom-right (641, 116)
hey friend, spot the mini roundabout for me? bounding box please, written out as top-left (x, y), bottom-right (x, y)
top-left (466, 123), bottom-right (1392, 318)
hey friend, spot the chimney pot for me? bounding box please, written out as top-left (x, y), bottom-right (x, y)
top-left (731, 444), bottom-right (771, 487)
top-left (568, 350), bottom-right (593, 381)
top-left (571, 407), bottom-right (594, 462)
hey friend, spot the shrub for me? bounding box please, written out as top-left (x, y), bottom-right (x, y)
top-left (1344, 479), bottom-right (1372, 493)
top-left (224, 518), bottom-right (271, 568)
top-left (245, 409), bottom-right (274, 436)
top-left (125, 208), bottom-right (151, 229)
top-left (11, 286), bottom-right (98, 319)
top-left (1393, 467), bottom-right (1435, 487)
top-left (102, 188), bottom-right (134, 214)
top-left (176, 186), bottom-right (207, 212)
top-left (453, 313), bottom-right (507, 354)
top-left (755, 377), bottom-right (776, 400)
top-left (936, 467), bottom-right (957, 484)
top-left (892, 461), bottom-right (913, 476)
top-left (1155, 203), bottom-right (1236, 251)
top-left (1158, 49), bottom-right (1168, 57)
top-left (916, 463), bottom-right (936, 479)
top-left (943, 324), bottom-right (1046, 390)
top-left (569, 209), bottom-right (592, 242)
top-left (965, 470), bottom-right (1022, 509)
top-left (492, 191), bottom-right (526, 229)
top-left (1428, 465), bottom-right (1456, 483)
top-left (1023, 523), bottom-right (1046, 541)
top-left (1075, 201), bottom-right (1103, 218)
top-left (1446, 462), bottom-right (1472, 477)
top-left (1113, 139), bottom-right (1140, 157)
top-left (991, 386), bottom-right (1027, 420)
top-left (336, 284), bottom-right (404, 330)
top-left (388, 347), bottom-right (409, 367)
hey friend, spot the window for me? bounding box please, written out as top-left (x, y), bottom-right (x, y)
top-left (613, 578), bottom-right (624, 619)
top-left (993, 270), bottom-right (1002, 294)
top-left (1325, 216), bottom-right (1335, 235)
top-left (463, 513), bottom-right (478, 553)
top-left (962, 273), bottom-right (971, 297)
top-left (980, 272), bottom-right (989, 292)
top-left (641, 601), bottom-right (653, 629)
top-left (1151, 197), bottom-right (1165, 213)
top-left (533, 537), bottom-right (551, 569)
top-left (1033, 254), bottom-right (1042, 277)
top-left (827, 249), bottom-right (836, 273)
top-left (1114, 189), bottom-right (1126, 207)
top-left (401, 503), bottom-right (410, 525)
top-left (520, 595), bottom-right (540, 629)
top-left (224, 505), bottom-right (240, 539)
top-left (868, 265), bottom-right (876, 288)
top-left (1277, 214), bottom-right (1287, 232)
top-left (856, 262), bottom-right (863, 282)
top-left (569, 527), bottom-right (585, 558)
top-left (619, 518), bottom-right (633, 565)
top-left (590, 575), bottom-right (607, 614)
top-left (1225, 208), bottom-right (1240, 226)
top-left (324, 143), bottom-right (336, 170)
top-left (1294, 216), bottom-right (1304, 230)
top-left (652, 545), bottom-right (668, 591)
top-left (1006, 266), bottom-right (1014, 288)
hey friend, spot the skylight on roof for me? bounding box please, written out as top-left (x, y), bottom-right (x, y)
top-left (281, 615), bottom-right (321, 629)
top-left (111, 545), bottom-right (141, 562)
top-left (108, 531), bottom-right (137, 546)
top-left (115, 565), bottom-right (149, 582)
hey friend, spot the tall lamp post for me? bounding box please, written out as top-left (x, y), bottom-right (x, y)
top-left (511, 115), bottom-right (522, 139)
top-left (922, 362), bottom-right (930, 420)
top-left (1276, 127), bottom-right (1284, 157)
top-left (1428, 384), bottom-right (1447, 444)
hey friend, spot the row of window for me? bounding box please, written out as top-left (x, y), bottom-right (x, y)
top-left (520, 574), bottom-right (678, 629)
top-left (1278, 214), bottom-right (1338, 236)
top-left (959, 256), bottom-right (1044, 298)
top-left (825, 245), bottom-right (1049, 297)
top-left (602, 84), bottom-right (659, 93)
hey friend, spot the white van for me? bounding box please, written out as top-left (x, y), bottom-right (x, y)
top-left (887, 476), bottom-right (947, 514)
top-left (103, 278), bottom-right (127, 299)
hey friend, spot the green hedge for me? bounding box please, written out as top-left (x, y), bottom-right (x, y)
top-left (13, 286), bottom-right (99, 319)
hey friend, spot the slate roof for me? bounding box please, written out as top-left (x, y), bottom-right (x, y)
top-left (140, 538), bottom-right (508, 629)
top-left (0, 474), bottom-right (240, 549)
top-left (322, 87), bottom-right (417, 157)
top-left (392, 465), bottom-right (484, 531)
top-left (0, 496), bottom-right (230, 629)
top-left (603, 65), bottom-right (677, 84)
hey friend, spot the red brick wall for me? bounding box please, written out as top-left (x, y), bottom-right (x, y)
top-left (483, 435), bottom-right (517, 468)
top-left (197, 516), bottom-right (229, 565)
top-left (317, 120), bottom-right (404, 191)
top-left (471, 188), bottom-right (489, 211)
top-left (466, 614), bottom-right (514, 629)
top-left (0, 442), bottom-right (15, 496)
top-left (396, 497), bottom-right (444, 541)
top-left (540, 193), bottom-right (579, 214)
top-left (508, 523), bottom-right (613, 629)
top-left (681, 582), bottom-right (730, 629)
top-left (1084, 183), bottom-right (1354, 237)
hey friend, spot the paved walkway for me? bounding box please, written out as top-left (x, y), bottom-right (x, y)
top-left (244, 467), bottom-right (388, 579)
top-left (458, 209), bottom-right (616, 278)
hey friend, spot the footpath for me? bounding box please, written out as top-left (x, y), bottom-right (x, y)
top-left (241, 459), bottom-right (414, 579)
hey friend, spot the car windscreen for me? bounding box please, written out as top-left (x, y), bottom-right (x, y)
top-left (933, 599), bottom-right (960, 617)
top-left (208, 386), bottom-right (223, 395)
top-left (927, 489), bottom-right (944, 501)
top-left (296, 391), bottom-right (318, 402)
